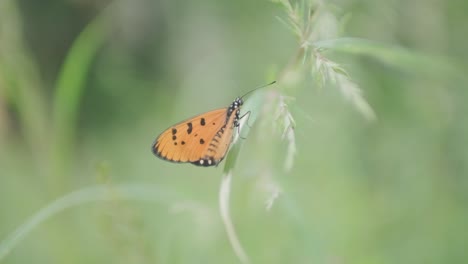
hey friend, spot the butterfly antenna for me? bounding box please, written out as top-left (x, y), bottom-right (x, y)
top-left (240, 80), bottom-right (276, 99)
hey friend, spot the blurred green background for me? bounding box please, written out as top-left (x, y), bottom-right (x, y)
top-left (1, 0), bottom-right (467, 263)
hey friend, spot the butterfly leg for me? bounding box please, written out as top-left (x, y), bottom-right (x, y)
top-left (237, 111), bottom-right (252, 140)
top-left (240, 111), bottom-right (253, 128)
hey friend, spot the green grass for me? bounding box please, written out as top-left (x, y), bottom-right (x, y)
top-left (51, 2), bottom-right (117, 194)
top-left (1, 0), bottom-right (467, 263)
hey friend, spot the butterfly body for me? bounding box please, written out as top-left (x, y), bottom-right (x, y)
top-left (152, 97), bottom-right (243, 167)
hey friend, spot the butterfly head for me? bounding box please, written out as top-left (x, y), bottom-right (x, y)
top-left (227, 97), bottom-right (243, 111)
top-left (224, 97), bottom-right (242, 129)
top-left (233, 97), bottom-right (243, 108)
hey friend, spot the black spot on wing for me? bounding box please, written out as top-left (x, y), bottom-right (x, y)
top-left (200, 138), bottom-right (205, 144)
top-left (200, 118), bottom-right (206, 126)
top-left (187, 122), bottom-right (193, 134)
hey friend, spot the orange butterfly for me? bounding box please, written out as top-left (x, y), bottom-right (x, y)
top-left (152, 81), bottom-right (275, 167)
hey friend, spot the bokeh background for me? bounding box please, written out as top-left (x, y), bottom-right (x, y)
top-left (1, 0), bottom-right (467, 263)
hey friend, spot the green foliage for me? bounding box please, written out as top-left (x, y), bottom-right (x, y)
top-left (1, 0), bottom-right (467, 263)
top-left (52, 3), bottom-right (117, 193)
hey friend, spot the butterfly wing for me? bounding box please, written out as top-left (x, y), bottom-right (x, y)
top-left (152, 107), bottom-right (237, 166)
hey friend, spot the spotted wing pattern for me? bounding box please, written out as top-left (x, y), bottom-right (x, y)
top-left (152, 98), bottom-right (243, 167)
